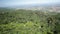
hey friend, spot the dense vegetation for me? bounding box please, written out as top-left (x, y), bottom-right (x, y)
top-left (0, 8), bottom-right (60, 34)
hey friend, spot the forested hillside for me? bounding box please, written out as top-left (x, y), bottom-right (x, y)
top-left (0, 8), bottom-right (60, 34)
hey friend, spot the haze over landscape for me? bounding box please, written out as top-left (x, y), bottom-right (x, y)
top-left (0, 0), bottom-right (60, 8)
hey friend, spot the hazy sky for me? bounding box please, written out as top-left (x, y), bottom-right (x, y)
top-left (0, 0), bottom-right (60, 7)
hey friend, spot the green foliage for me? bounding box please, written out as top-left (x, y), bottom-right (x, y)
top-left (0, 8), bottom-right (60, 34)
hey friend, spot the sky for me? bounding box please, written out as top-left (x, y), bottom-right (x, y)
top-left (0, 0), bottom-right (60, 7)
